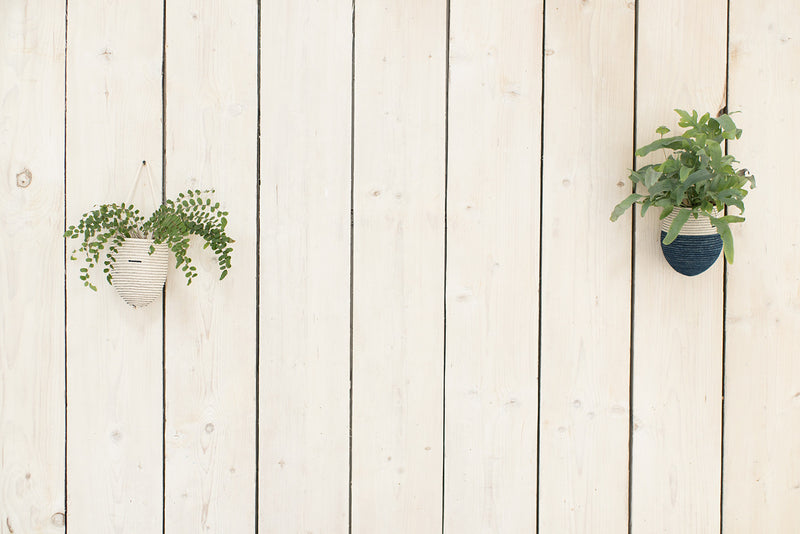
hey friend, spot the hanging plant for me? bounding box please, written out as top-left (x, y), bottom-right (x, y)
top-left (65, 162), bottom-right (233, 307)
top-left (610, 109), bottom-right (755, 275)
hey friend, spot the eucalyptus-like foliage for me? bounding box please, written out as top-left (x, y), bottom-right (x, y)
top-left (65, 189), bottom-right (233, 291)
top-left (610, 109), bottom-right (755, 264)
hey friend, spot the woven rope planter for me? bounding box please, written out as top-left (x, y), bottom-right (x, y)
top-left (660, 209), bottom-right (722, 276)
top-left (112, 238), bottom-right (169, 308)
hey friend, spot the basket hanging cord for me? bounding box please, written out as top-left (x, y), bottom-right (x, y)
top-left (124, 160), bottom-right (161, 210)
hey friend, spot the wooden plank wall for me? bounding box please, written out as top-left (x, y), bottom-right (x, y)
top-left (351, 2), bottom-right (446, 531)
top-left (259, 1), bottom-right (351, 532)
top-left (631, 1), bottom-right (727, 532)
top-left (163, 0), bottom-right (257, 531)
top-left (445, 1), bottom-right (541, 532)
top-left (1, 1), bottom-right (798, 533)
top-left (0, 1), bottom-right (65, 533)
top-left (539, 1), bottom-right (633, 532)
top-left (724, 2), bottom-right (800, 532)
top-left (65, 2), bottom-right (165, 532)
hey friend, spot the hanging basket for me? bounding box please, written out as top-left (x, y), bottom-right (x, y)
top-left (111, 238), bottom-right (169, 308)
top-left (660, 209), bottom-right (723, 277)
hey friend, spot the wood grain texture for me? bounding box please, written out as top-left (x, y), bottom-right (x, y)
top-left (65, 1), bottom-right (164, 531)
top-left (631, 1), bottom-right (727, 532)
top-left (444, 1), bottom-right (541, 531)
top-left (259, 1), bottom-right (352, 532)
top-left (163, 0), bottom-right (257, 532)
top-left (538, 1), bottom-right (634, 532)
top-left (0, 1), bottom-right (66, 532)
top-left (723, 3), bottom-right (800, 532)
top-left (351, 1), bottom-right (446, 532)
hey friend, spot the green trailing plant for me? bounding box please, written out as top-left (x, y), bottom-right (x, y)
top-left (65, 189), bottom-right (233, 291)
top-left (610, 109), bottom-right (755, 263)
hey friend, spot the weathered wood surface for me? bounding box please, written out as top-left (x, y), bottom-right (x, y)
top-left (631, 1), bottom-right (727, 532)
top-left (0, 1), bottom-right (66, 532)
top-left (723, 2), bottom-right (800, 532)
top-left (65, 1), bottom-right (165, 531)
top-left (445, 1), bottom-right (541, 531)
top-left (259, 0), bottom-right (352, 532)
top-left (164, 0), bottom-right (257, 531)
top-left (0, 1), bottom-right (798, 532)
top-left (539, 1), bottom-right (634, 532)
top-left (351, 1), bottom-right (447, 532)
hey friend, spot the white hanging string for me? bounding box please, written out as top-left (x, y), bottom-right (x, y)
top-left (124, 160), bottom-right (160, 208)
top-left (122, 160), bottom-right (161, 238)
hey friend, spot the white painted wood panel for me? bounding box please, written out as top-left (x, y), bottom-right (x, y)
top-left (65, 1), bottom-right (164, 531)
top-left (539, 1), bottom-right (634, 532)
top-left (723, 3), bottom-right (800, 532)
top-left (631, 1), bottom-right (727, 532)
top-left (259, 1), bottom-right (352, 532)
top-left (0, 1), bottom-right (66, 532)
top-left (351, 1), bottom-right (446, 532)
top-left (164, 1), bottom-right (257, 532)
top-left (4, 3), bottom-right (800, 531)
top-left (444, 1), bottom-right (541, 532)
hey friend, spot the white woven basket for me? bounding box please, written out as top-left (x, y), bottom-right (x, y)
top-left (112, 238), bottom-right (169, 308)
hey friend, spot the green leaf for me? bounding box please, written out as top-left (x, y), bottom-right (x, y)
top-left (635, 136), bottom-right (689, 157)
top-left (674, 168), bottom-right (712, 200)
top-left (662, 208), bottom-right (691, 245)
top-left (679, 165), bottom-right (691, 183)
top-left (656, 126), bottom-right (670, 136)
top-left (716, 113), bottom-right (736, 133)
top-left (715, 189), bottom-right (745, 211)
top-left (610, 193), bottom-right (644, 221)
top-left (707, 140), bottom-right (722, 168)
top-left (640, 198), bottom-right (653, 217)
top-left (675, 108), bottom-right (694, 126)
top-left (646, 178), bottom-right (678, 197)
top-left (642, 167), bottom-right (661, 189)
top-left (711, 215), bottom-right (745, 224)
top-left (710, 217), bottom-right (735, 263)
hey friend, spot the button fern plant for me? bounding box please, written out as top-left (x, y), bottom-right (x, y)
top-left (610, 109), bottom-right (755, 263)
top-left (65, 188), bottom-right (233, 291)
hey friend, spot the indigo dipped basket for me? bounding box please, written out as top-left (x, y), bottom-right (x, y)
top-left (660, 209), bottom-right (722, 276)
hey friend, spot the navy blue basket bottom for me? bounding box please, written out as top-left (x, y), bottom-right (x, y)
top-left (660, 231), bottom-right (722, 276)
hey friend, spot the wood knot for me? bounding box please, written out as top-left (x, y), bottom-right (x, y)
top-left (16, 168), bottom-right (32, 188)
top-left (51, 512), bottom-right (66, 527)
top-left (205, 423), bottom-right (215, 433)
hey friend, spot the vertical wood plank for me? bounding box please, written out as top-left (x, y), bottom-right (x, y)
top-left (0, 1), bottom-right (66, 532)
top-left (538, 1), bottom-right (634, 531)
top-left (163, 0), bottom-right (257, 532)
top-left (631, 1), bottom-right (727, 532)
top-left (65, 1), bottom-right (164, 531)
top-left (351, 1), bottom-right (446, 532)
top-left (259, 1), bottom-right (352, 531)
top-left (723, 3), bottom-right (800, 531)
top-left (444, 1), bottom-right (541, 531)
